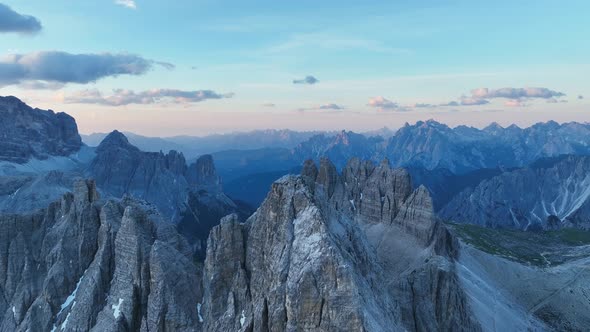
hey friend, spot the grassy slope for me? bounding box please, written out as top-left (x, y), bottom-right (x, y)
top-left (448, 223), bottom-right (590, 267)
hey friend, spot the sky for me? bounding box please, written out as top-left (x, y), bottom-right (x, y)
top-left (0, 0), bottom-right (589, 136)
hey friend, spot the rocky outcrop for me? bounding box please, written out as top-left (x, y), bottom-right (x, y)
top-left (89, 130), bottom-right (244, 258)
top-left (88, 130), bottom-right (190, 218)
top-left (201, 158), bottom-right (480, 331)
top-left (441, 155), bottom-right (590, 230)
top-left (0, 180), bottom-right (201, 331)
top-left (0, 96), bottom-right (82, 163)
top-left (187, 155), bottom-right (223, 192)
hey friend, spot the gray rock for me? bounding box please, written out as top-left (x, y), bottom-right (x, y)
top-left (0, 180), bottom-right (201, 331)
top-left (88, 131), bottom-right (243, 258)
top-left (441, 155), bottom-right (590, 230)
top-left (201, 158), bottom-right (480, 331)
top-left (187, 155), bottom-right (223, 192)
top-left (0, 96), bottom-right (82, 163)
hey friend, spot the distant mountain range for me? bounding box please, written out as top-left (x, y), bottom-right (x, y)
top-left (205, 120), bottom-right (590, 207)
top-left (82, 129), bottom-right (330, 159)
top-left (295, 120), bottom-right (590, 173)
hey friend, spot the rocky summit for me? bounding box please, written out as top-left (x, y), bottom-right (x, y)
top-left (0, 96), bottom-right (82, 163)
top-left (200, 157), bottom-right (590, 331)
top-left (200, 158), bottom-right (479, 331)
top-left (89, 130), bottom-right (244, 258)
top-left (0, 180), bottom-right (202, 331)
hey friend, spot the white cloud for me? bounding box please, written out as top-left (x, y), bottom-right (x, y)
top-left (115, 0), bottom-right (137, 9)
top-left (471, 87), bottom-right (565, 99)
top-left (64, 88), bottom-right (233, 106)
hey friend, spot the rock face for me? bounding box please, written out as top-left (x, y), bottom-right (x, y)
top-left (441, 155), bottom-right (590, 230)
top-left (0, 171), bottom-right (73, 214)
top-left (187, 154), bottom-right (223, 192)
top-left (88, 130), bottom-right (191, 218)
top-left (88, 130), bottom-right (244, 257)
top-left (293, 131), bottom-right (385, 168)
top-left (0, 180), bottom-right (201, 331)
top-left (0, 96), bottom-right (82, 163)
top-left (201, 158), bottom-right (480, 331)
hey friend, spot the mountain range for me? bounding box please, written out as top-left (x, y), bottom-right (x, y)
top-left (82, 129), bottom-right (328, 160)
top-left (1, 95), bottom-right (590, 331)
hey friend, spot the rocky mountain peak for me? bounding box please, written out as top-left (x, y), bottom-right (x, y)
top-left (484, 121), bottom-right (504, 132)
top-left (316, 157), bottom-right (339, 197)
top-left (0, 95), bottom-right (30, 111)
top-left (0, 96), bottom-right (82, 163)
top-left (96, 130), bottom-right (139, 153)
top-left (334, 130), bottom-right (350, 145)
top-left (301, 159), bottom-right (319, 180)
top-left (202, 159), bottom-right (478, 331)
top-left (187, 154), bottom-right (222, 192)
top-left (73, 179), bottom-right (100, 205)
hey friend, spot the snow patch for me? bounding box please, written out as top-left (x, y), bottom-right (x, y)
top-left (349, 199), bottom-right (356, 211)
top-left (197, 303), bottom-right (204, 323)
top-left (240, 310), bottom-right (246, 327)
top-left (54, 269), bottom-right (86, 326)
top-left (112, 298), bottom-right (124, 319)
top-left (50, 270), bottom-right (87, 332)
top-left (60, 312), bottom-right (71, 330)
top-left (12, 306), bottom-right (15, 319)
top-left (9, 188), bottom-right (21, 199)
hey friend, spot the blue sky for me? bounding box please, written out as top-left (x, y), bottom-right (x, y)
top-left (1, 0), bottom-right (589, 135)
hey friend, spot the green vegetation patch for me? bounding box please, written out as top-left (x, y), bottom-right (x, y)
top-left (447, 223), bottom-right (590, 267)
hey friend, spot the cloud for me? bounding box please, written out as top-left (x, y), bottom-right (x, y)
top-left (114, 0), bottom-right (137, 9)
top-left (440, 97), bottom-right (489, 107)
top-left (293, 75), bottom-right (319, 85)
top-left (412, 103), bottom-right (435, 108)
top-left (546, 98), bottom-right (568, 104)
top-left (440, 101), bottom-right (459, 107)
top-left (0, 51), bottom-right (173, 87)
top-left (439, 87), bottom-right (565, 108)
top-left (368, 96), bottom-right (398, 109)
top-left (578, 95), bottom-right (584, 100)
top-left (504, 99), bottom-right (527, 107)
top-left (367, 96), bottom-right (411, 112)
top-left (297, 103), bottom-right (345, 112)
top-left (18, 81), bottom-right (65, 90)
top-left (471, 87), bottom-right (565, 99)
top-left (0, 3), bottom-right (42, 34)
top-left (64, 88), bottom-right (233, 106)
top-left (318, 103), bottom-right (344, 110)
top-left (262, 103), bottom-right (276, 107)
top-left (459, 97), bottom-right (490, 106)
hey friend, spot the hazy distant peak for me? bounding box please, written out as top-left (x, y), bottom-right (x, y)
top-left (97, 130), bottom-right (139, 152)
